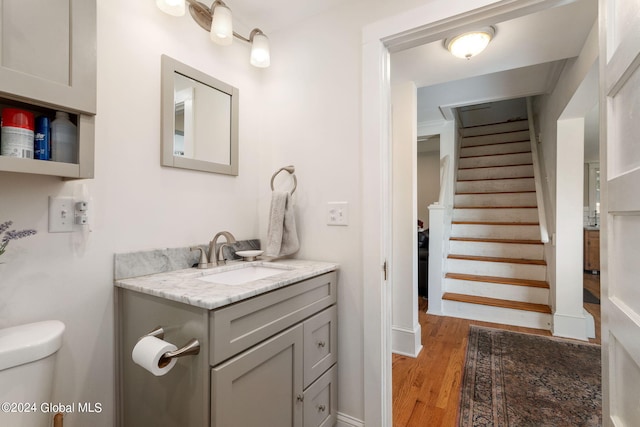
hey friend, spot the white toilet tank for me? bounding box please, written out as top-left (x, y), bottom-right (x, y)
top-left (0, 320), bottom-right (65, 427)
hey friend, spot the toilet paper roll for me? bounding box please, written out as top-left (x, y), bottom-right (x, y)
top-left (132, 336), bottom-right (178, 376)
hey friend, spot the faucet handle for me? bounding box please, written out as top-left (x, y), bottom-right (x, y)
top-left (190, 247), bottom-right (209, 269)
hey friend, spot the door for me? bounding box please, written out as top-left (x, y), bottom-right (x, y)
top-left (600, 0), bottom-right (640, 424)
top-left (211, 325), bottom-right (303, 427)
top-left (0, 0), bottom-right (96, 113)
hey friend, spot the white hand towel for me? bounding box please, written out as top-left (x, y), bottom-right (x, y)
top-left (266, 191), bottom-right (300, 257)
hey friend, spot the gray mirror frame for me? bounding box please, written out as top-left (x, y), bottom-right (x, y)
top-left (161, 54), bottom-right (239, 175)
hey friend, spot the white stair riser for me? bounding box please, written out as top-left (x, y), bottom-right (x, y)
top-left (456, 178), bottom-right (535, 194)
top-left (460, 141), bottom-right (531, 157)
top-left (447, 258), bottom-right (546, 281)
top-left (453, 207), bottom-right (539, 222)
top-left (451, 224), bottom-right (540, 240)
top-left (462, 130), bottom-right (530, 147)
top-left (461, 121), bottom-right (529, 138)
top-left (459, 152), bottom-right (532, 169)
top-left (442, 300), bottom-right (552, 330)
top-left (458, 164), bottom-right (534, 181)
top-left (449, 240), bottom-right (544, 260)
top-left (444, 278), bottom-right (549, 304)
top-left (455, 192), bottom-right (537, 207)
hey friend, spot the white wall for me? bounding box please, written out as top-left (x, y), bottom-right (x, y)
top-left (0, 1), bottom-right (263, 425)
top-left (534, 20), bottom-right (598, 338)
top-left (417, 152), bottom-right (440, 224)
top-left (257, 0), bottom-right (430, 421)
top-left (390, 82), bottom-right (421, 357)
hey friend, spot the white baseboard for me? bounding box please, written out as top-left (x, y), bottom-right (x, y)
top-left (337, 412), bottom-right (365, 427)
top-left (584, 308), bottom-right (595, 339)
top-left (391, 324), bottom-right (423, 357)
top-left (553, 312), bottom-right (589, 341)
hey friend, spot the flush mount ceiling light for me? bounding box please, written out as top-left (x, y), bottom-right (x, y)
top-left (156, 0), bottom-right (270, 68)
top-left (445, 27), bottom-right (495, 60)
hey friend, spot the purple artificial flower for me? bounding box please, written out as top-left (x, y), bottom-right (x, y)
top-left (0, 221), bottom-right (12, 234)
top-left (0, 221), bottom-right (37, 257)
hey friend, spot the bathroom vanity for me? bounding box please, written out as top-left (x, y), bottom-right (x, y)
top-left (115, 259), bottom-right (338, 427)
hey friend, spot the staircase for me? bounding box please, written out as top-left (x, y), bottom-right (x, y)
top-left (442, 119), bottom-right (552, 330)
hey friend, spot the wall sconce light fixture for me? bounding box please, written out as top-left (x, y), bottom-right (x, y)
top-left (445, 27), bottom-right (495, 60)
top-left (156, 0), bottom-right (270, 68)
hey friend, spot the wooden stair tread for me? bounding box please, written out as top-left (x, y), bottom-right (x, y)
top-left (452, 221), bottom-right (539, 226)
top-left (459, 163), bottom-right (533, 170)
top-left (442, 292), bottom-right (552, 314)
top-left (459, 150), bottom-right (532, 159)
top-left (450, 237), bottom-right (543, 245)
top-left (445, 273), bottom-right (549, 288)
top-left (448, 254), bottom-right (546, 265)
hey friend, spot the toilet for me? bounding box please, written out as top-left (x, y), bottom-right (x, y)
top-left (0, 320), bottom-right (65, 427)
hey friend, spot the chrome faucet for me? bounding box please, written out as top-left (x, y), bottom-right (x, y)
top-left (209, 231), bottom-right (237, 266)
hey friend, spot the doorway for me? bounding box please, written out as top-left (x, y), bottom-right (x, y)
top-left (362, 0), bottom-right (598, 424)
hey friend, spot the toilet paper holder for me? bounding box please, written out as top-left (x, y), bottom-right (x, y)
top-left (145, 326), bottom-right (200, 367)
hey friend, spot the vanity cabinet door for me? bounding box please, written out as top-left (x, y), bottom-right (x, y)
top-left (303, 305), bottom-right (337, 389)
top-left (0, 0), bottom-right (96, 114)
top-left (211, 324), bottom-right (303, 427)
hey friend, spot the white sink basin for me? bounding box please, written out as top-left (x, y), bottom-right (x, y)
top-left (198, 264), bottom-right (291, 285)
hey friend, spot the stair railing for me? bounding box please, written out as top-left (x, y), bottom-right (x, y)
top-left (526, 97), bottom-right (550, 243)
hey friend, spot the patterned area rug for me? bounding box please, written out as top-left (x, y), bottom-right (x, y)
top-left (459, 326), bottom-right (602, 427)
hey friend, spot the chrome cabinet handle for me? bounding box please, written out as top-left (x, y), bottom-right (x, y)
top-left (317, 404), bottom-right (326, 412)
top-left (317, 341), bottom-right (326, 348)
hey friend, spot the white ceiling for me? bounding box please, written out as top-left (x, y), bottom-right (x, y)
top-left (391, 0), bottom-right (597, 125)
top-left (223, 0), bottom-right (353, 34)
top-left (390, 0), bottom-right (597, 88)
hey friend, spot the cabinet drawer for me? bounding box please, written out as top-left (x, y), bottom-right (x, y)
top-left (304, 364), bottom-right (338, 427)
top-left (303, 306), bottom-right (337, 388)
top-left (209, 272), bottom-right (337, 365)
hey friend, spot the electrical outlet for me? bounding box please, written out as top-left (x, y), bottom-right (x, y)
top-left (327, 202), bottom-right (349, 226)
top-left (49, 197), bottom-right (74, 233)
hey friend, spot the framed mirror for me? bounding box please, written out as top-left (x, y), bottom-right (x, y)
top-left (161, 55), bottom-right (239, 175)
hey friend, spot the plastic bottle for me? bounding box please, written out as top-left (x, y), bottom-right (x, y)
top-left (1, 108), bottom-right (34, 158)
top-left (34, 116), bottom-right (51, 160)
top-left (51, 111), bottom-right (77, 164)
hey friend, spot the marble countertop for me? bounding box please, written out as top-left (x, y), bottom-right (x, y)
top-left (114, 259), bottom-right (338, 310)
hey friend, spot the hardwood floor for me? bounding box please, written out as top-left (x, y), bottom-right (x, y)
top-left (392, 275), bottom-right (601, 426)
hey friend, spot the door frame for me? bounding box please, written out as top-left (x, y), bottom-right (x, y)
top-left (361, 0), bottom-right (582, 424)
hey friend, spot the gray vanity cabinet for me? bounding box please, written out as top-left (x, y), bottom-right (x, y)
top-left (117, 270), bottom-right (338, 427)
top-left (0, 0), bottom-right (96, 178)
top-left (209, 272), bottom-right (338, 427)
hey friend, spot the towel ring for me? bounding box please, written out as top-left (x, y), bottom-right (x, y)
top-left (270, 165), bottom-right (297, 194)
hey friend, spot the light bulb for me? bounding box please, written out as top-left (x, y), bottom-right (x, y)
top-left (156, 0), bottom-right (185, 17)
top-left (250, 32), bottom-right (270, 68)
top-left (447, 28), bottom-right (494, 59)
top-left (210, 4), bottom-right (233, 46)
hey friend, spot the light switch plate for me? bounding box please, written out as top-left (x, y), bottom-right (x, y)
top-left (49, 196), bottom-right (74, 233)
top-left (327, 202), bottom-right (349, 226)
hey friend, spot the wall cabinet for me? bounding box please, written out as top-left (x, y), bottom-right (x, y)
top-left (584, 229), bottom-right (600, 272)
top-left (117, 271), bottom-right (338, 427)
top-left (0, 0), bottom-right (96, 179)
